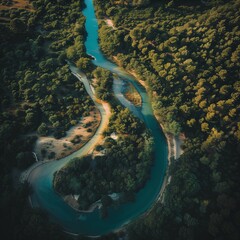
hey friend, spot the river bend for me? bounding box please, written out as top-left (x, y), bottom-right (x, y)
top-left (27, 0), bottom-right (168, 236)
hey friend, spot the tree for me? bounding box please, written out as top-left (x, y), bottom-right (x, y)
top-left (37, 123), bottom-right (49, 136)
top-left (25, 111), bottom-right (38, 128)
top-left (10, 18), bottom-right (27, 34)
top-left (16, 151), bottom-right (34, 169)
top-left (201, 122), bottom-right (209, 132)
top-left (101, 195), bottom-right (113, 207)
top-left (76, 57), bottom-right (91, 70)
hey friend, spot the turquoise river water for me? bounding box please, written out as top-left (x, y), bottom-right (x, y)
top-left (27, 0), bottom-right (168, 236)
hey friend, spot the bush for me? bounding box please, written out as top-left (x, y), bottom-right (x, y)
top-left (48, 151), bottom-right (56, 159)
top-left (87, 128), bottom-right (92, 133)
top-left (37, 122), bottom-right (49, 136)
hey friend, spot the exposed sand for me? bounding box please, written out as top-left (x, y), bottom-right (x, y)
top-left (174, 133), bottom-right (185, 159)
top-left (0, 0), bottom-right (33, 11)
top-left (34, 108), bottom-right (101, 161)
top-left (86, 100), bottom-right (111, 154)
top-left (104, 18), bottom-right (116, 30)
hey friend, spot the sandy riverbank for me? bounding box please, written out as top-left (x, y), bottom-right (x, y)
top-left (20, 108), bottom-right (101, 183)
top-left (34, 108), bottom-right (101, 161)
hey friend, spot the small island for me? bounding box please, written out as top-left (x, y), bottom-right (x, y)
top-left (123, 81), bottom-right (142, 107)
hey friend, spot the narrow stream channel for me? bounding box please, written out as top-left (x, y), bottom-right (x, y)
top-left (27, 0), bottom-right (168, 236)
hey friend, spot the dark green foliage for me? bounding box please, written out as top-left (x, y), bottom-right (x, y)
top-left (0, 0), bottom-right (95, 239)
top-left (16, 151), bottom-right (35, 169)
top-left (0, 0), bottom-right (94, 139)
top-left (10, 18), bottom-right (27, 33)
top-left (92, 67), bottom-right (113, 100)
top-left (54, 105), bottom-right (154, 210)
top-left (0, 181), bottom-right (70, 240)
top-left (94, 0), bottom-right (240, 239)
top-left (101, 195), bottom-right (113, 207)
top-left (37, 122), bottom-right (49, 136)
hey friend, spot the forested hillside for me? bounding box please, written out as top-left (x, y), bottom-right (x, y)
top-left (94, 0), bottom-right (240, 239)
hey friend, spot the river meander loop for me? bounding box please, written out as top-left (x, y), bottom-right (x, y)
top-left (27, 0), bottom-right (168, 236)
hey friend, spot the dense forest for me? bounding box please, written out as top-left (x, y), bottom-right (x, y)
top-left (0, 0), bottom-right (93, 239)
top-left (94, 0), bottom-right (240, 239)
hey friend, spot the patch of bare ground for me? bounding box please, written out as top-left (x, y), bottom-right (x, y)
top-left (104, 18), bottom-right (116, 30)
top-left (34, 107), bottom-right (101, 161)
top-left (127, 69), bottom-right (147, 89)
top-left (0, 0), bottom-right (33, 11)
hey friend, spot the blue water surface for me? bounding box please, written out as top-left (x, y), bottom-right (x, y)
top-left (28, 0), bottom-right (168, 236)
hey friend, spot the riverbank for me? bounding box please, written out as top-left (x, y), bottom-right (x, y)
top-left (126, 69), bottom-right (184, 160)
top-left (112, 56), bottom-right (182, 155)
top-left (53, 64), bottom-right (112, 211)
top-left (34, 108), bottom-right (101, 161)
top-left (108, 56), bottom-right (182, 202)
top-left (20, 90), bottom-right (110, 187)
top-left (59, 99), bottom-right (112, 212)
top-left (125, 70), bottom-right (185, 205)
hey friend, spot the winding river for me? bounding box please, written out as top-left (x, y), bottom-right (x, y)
top-left (27, 0), bottom-right (168, 236)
